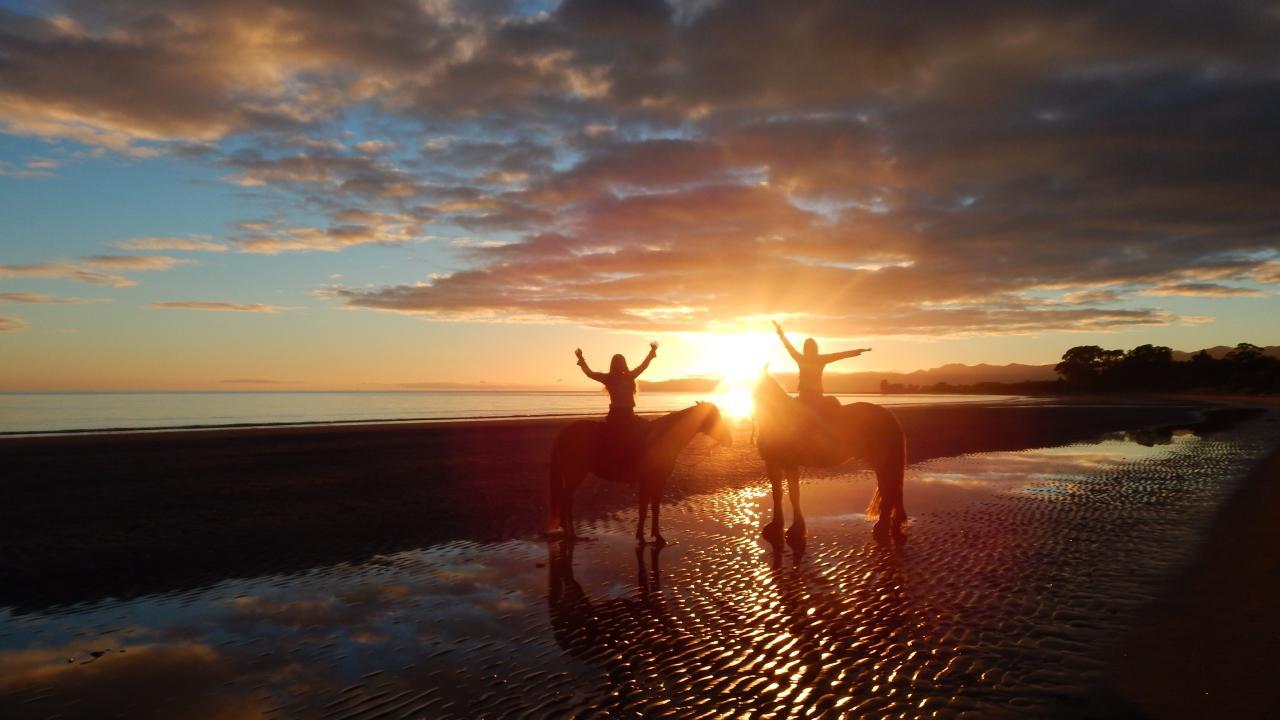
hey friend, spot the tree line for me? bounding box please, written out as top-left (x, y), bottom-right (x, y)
top-left (879, 342), bottom-right (1278, 395)
top-left (1052, 343), bottom-right (1279, 393)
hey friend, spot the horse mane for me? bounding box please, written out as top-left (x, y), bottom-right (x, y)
top-left (648, 401), bottom-right (713, 435)
top-left (753, 372), bottom-right (790, 410)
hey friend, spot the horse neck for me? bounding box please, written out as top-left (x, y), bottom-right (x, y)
top-left (755, 381), bottom-right (797, 434)
top-left (648, 405), bottom-right (707, 456)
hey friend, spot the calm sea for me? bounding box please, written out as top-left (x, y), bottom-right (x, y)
top-left (0, 391), bottom-right (1020, 435)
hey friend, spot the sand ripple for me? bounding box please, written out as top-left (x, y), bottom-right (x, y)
top-left (1, 413), bottom-right (1275, 718)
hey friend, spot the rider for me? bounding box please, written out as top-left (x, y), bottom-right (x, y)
top-left (772, 320), bottom-right (871, 414)
top-left (575, 342), bottom-right (658, 465)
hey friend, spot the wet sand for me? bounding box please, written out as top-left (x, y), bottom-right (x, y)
top-left (1, 399), bottom-right (1215, 610)
top-left (1107, 426), bottom-right (1280, 718)
top-left (0, 401), bottom-right (1275, 718)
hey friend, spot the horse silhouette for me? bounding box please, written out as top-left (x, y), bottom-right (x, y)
top-left (547, 402), bottom-right (732, 544)
top-left (753, 372), bottom-right (907, 542)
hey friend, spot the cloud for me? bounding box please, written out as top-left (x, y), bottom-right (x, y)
top-left (2, 0), bottom-right (1278, 335)
top-left (147, 301), bottom-right (291, 313)
top-left (0, 254), bottom-right (192, 287)
top-left (112, 237), bottom-right (229, 253)
top-left (0, 292), bottom-right (111, 304)
top-left (0, 316), bottom-right (28, 332)
top-left (231, 212), bottom-right (429, 254)
top-left (1139, 283), bottom-right (1267, 298)
top-left (82, 255), bottom-right (195, 270)
top-left (0, 262), bottom-right (135, 287)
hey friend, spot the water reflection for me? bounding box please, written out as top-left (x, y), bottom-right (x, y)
top-left (0, 414), bottom-right (1273, 718)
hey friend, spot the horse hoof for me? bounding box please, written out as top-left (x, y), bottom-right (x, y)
top-left (762, 522), bottom-right (784, 543)
top-left (651, 535), bottom-right (667, 548)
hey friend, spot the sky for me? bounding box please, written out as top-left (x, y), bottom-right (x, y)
top-left (1, 0), bottom-right (1278, 391)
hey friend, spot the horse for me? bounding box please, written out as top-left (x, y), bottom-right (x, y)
top-left (752, 372), bottom-right (907, 543)
top-left (547, 401), bottom-right (732, 545)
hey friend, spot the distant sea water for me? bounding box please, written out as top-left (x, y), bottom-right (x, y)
top-left (0, 391), bottom-right (1023, 435)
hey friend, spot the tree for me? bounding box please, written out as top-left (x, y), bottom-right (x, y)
top-left (1054, 346), bottom-right (1123, 388)
top-left (1116, 344), bottom-right (1175, 390)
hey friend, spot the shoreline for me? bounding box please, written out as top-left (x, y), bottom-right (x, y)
top-left (0, 389), bottom-right (1039, 435)
top-left (1, 392), bottom-right (1246, 438)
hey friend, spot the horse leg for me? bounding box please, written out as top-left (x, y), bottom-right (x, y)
top-left (785, 465), bottom-right (806, 545)
top-left (887, 464), bottom-right (908, 538)
top-left (562, 472), bottom-right (582, 542)
top-left (762, 461), bottom-right (785, 543)
top-left (650, 478), bottom-right (666, 547)
top-left (635, 479), bottom-right (649, 545)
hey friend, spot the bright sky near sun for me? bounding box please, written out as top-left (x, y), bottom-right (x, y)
top-left (1, 0), bottom-right (1278, 391)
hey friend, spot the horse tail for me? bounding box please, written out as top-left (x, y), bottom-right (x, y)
top-left (547, 440), bottom-right (563, 533)
top-left (885, 418), bottom-right (908, 528)
top-left (865, 485), bottom-right (882, 519)
top-left (866, 409), bottom-right (908, 525)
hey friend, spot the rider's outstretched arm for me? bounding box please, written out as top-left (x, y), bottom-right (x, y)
top-left (818, 348), bottom-right (871, 364)
top-left (575, 350), bottom-right (607, 383)
top-left (630, 342), bottom-right (658, 378)
top-left (773, 322), bottom-right (803, 362)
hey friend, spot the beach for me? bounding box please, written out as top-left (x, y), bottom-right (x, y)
top-left (1, 397), bottom-right (1277, 717)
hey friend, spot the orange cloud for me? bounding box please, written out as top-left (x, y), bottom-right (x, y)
top-left (0, 316), bottom-right (28, 332)
top-left (0, 292), bottom-right (111, 304)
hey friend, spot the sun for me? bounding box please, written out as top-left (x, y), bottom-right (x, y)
top-left (697, 333), bottom-right (770, 419)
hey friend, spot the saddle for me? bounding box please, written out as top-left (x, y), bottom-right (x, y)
top-left (778, 396), bottom-right (845, 455)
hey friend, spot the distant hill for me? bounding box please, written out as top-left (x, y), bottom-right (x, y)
top-left (1170, 345), bottom-right (1280, 361)
top-left (797, 362), bottom-right (1060, 394)
top-left (641, 345), bottom-right (1280, 393)
top-left (639, 377), bottom-right (721, 392)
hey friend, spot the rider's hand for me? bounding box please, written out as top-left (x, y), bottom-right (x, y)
top-left (649, 341), bottom-right (658, 354)
top-left (772, 320), bottom-right (783, 334)
top-left (574, 348), bottom-right (584, 359)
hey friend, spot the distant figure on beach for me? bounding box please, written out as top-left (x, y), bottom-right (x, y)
top-left (575, 342), bottom-right (658, 466)
top-left (772, 320), bottom-right (871, 414)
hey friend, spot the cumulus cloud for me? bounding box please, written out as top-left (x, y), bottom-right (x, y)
top-left (147, 301), bottom-right (291, 313)
top-left (2, 0), bottom-right (1278, 335)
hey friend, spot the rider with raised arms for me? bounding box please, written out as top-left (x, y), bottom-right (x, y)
top-left (575, 342), bottom-right (658, 465)
top-left (772, 321), bottom-right (871, 413)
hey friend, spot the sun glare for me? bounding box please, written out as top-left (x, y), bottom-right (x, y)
top-left (697, 333), bottom-right (771, 419)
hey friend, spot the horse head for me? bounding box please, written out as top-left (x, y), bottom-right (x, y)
top-left (752, 369), bottom-right (789, 411)
top-left (694, 400), bottom-right (734, 447)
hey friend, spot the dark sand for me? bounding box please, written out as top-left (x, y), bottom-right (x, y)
top-left (1, 400), bottom-right (1217, 610)
top-left (1107, 414), bottom-right (1280, 718)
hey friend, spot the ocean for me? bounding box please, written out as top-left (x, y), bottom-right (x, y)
top-left (0, 391), bottom-right (1022, 435)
